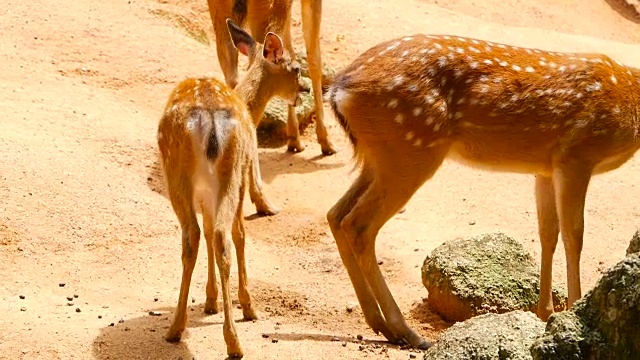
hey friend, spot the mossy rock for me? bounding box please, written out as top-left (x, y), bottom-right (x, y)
top-left (257, 78), bottom-right (315, 148)
top-left (423, 310), bottom-right (545, 360)
top-left (421, 232), bottom-right (567, 322)
top-left (530, 253), bottom-right (640, 360)
top-left (626, 230), bottom-right (640, 256)
top-left (295, 50), bottom-right (336, 92)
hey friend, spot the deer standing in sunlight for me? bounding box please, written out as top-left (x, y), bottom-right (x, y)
top-left (325, 33), bottom-right (640, 349)
top-left (156, 19), bottom-right (302, 358)
top-left (207, 0), bottom-right (336, 155)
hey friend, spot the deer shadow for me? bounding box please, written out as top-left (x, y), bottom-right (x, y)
top-left (604, 0), bottom-right (640, 24)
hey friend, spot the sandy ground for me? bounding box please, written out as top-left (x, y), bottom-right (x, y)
top-left (1, 0), bottom-right (640, 359)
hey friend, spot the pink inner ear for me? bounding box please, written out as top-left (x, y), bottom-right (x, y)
top-left (263, 33), bottom-right (284, 63)
top-left (236, 42), bottom-right (251, 57)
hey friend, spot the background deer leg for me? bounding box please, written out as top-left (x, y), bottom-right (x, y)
top-left (327, 166), bottom-right (397, 342)
top-left (552, 162), bottom-right (591, 308)
top-left (209, 3), bottom-right (240, 89)
top-left (232, 183), bottom-right (258, 320)
top-left (248, 142), bottom-right (279, 215)
top-left (534, 175), bottom-right (560, 321)
top-left (301, 0), bottom-right (336, 155)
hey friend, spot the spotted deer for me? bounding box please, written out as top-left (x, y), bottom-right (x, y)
top-left (207, 0), bottom-right (336, 155)
top-left (326, 33), bottom-right (640, 348)
top-left (156, 19), bottom-right (301, 358)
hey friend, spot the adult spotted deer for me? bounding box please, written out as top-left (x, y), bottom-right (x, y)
top-left (157, 19), bottom-right (301, 358)
top-left (326, 33), bottom-right (640, 348)
top-left (207, 0), bottom-right (336, 155)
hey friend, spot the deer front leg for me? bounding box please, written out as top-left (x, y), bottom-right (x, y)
top-left (534, 175), bottom-right (560, 321)
top-left (301, 0), bottom-right (337, 155)
top-left (210, 4), bottom-right (240, 89)
top-left (232, 199), bottom-right (258, 320)
top-left (552, 162), bottom-right (592, 308)
top-left (248, 148), bottom-right (279, 216)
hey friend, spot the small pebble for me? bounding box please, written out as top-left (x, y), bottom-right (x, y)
top-left (124, 327), bottom-right (130, 331)
top-left (358, 345), bottom-right (365, 351)
top-left (342, 341), bottom-right (347, 347)
top-left (19, 295), bottom-right (25, 300)
top-left (271, 339), bottom-right (278, 344)
top-left (118, 319), bottom-right (125, 323)
top-left (75, 308), bottom-right (81, 313)
top-left (410, 354), bottom-right (417, 359)
top-left (331, 337), bottom-right (339, 342)
top-left (153, 297), bottom-right (159, 302)
top-left (67, 302), bottom-right (74, 306)
top-left (73, 294), bottom-right (78, 299)
top-left (67, 296), bottom-right (73, 301)
top-left (109, 323), bottom-right (115, 327)
top-left (346, 302), bottom-right (357, 313)
top-left (377, 260), bottom-right (384, 265)
top-left (59, 283), bottom-right (65, 287)
top-left (20, 307), bottom-right (26, 312)
top-left (191, 297), bottom-right (195, 303)
top-left (149, 311), bottom-right (162, 316)
top-left (261, 334), bottom-right (269, 339)
top-left (469, 220), bottom-right (476, 225)
top-left (356, 334), bottom-right (363, 341)
top-left (98, 315), bottom-right (102, 319)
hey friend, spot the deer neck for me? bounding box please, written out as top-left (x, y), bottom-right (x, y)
top-left (235, 67), bottom-right (276, 126)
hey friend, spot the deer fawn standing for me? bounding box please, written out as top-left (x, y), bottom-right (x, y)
top-left (207, 0), bottom-right (336, 155)
top-left (157, 19), bottom-right (301, 358)
top-left (326, 33), bottom-right (640, 348)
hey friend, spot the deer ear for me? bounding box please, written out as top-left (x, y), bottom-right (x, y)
top-left (226, 18), bottom-right (255, 57)
top-left (262, 32), bottom-right (284, 64)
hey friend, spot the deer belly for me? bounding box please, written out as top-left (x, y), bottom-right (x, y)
top-left (448, 136), bottom-right (554, 175)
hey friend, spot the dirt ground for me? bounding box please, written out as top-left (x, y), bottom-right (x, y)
top-left (1, 0), bottom-right (640, 359)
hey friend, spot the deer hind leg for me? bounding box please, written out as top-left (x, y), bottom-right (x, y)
top-left (210, 3), bottom-right (240, 89)
top-left (165, 178), bottom-right (201, 342)
top-left (327, 165), bottom-right (398, 343)
top-left (283, 20), bottom-right (305, 153)
top-left (552, 161), bottom-right (592, 309)
top-left (248, 142), bottom-right (279, 216)
top-left (201, 201), bottom-right (220, 315)
top-left (340, 146), bottom-right (448, 349)
top-left (214, 165), bottom-right (245, 358)
top-left (534, 175), bottom-right (560, 321)
top-left (300, 0), bottom-right (336, 155)
top-left (232, 181), bottom-right (258, 320)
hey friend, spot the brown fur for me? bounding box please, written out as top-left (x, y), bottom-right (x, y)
top-left (156, 20), bottom-right (300, 358)
top-left (326, 34), bottom-right (640, 349)
top-left (207, 0), bottom-right (337, 155)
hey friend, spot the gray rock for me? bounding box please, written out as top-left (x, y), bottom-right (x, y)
top-left (530, 253), bottom-right (640, 360)
top-left (295, 50), bottom-right (336, 92)
top-left (626, 230), bottom-right (640, 256)
top-left (423, 310), bottom-right (545, 360)
top-left (422, 232), bottom-right (567, 322)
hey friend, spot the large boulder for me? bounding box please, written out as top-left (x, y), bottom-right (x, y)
top-left (530, 253), bottom-right (640, 360)
top-left (422, 232), bottom-right (567, 322)
top-left (627, 230), bottom-right (640, 256)
top-left (423, 310), bottom-right (545, 360)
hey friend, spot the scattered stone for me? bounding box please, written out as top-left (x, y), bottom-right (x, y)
top-left (67, 302), bottom-right (74, 306)
top-left (109, 323), bottom-right (115, 327)
top-left (191, 297), bottom-right (195, 304)
top-left (258, 88), bottom-right (315, 148)
top-left (118, 319), bottom-right (125, 323)
top-left (410, 354), bottom-right (417, 359)
top-left (271, 339), bottom-right (279, 344)
top-left (422, 232), bottom-right (567, 322)
top-left (66, 296), bottom-right (73, 301)
top-left (346, 302), bottom-right (357, 313)
top-left (423, 310), bottom-right (544, 360)
top-left (75, 308), bottom-right (81, 313)
top-left (468, 220), bottom-right (476, 225)
top-left (59, 283), bottom-right (65, 287)
top-left (124, 327), bottom-right (130, 331)
top-left (153, 297), bottom-right (159, 302)
top-left (359, 345), bottom-right (365, 351)
top-left (530, 254), bottom-right (640, 360)
top-left (73, 294), bottom-right (78, 299)
top-left (294, 50), bottom-right (336, 92)
top-left (19, 295), bottom-right (25, 300)
top-left (356, 334), bottom-right (363, 341)
top-left (627, 230), bottom-right (640, 256)
top-left (342, 341), bottom-right (347, 347)
top-left (261, 334), bottom-right (269, 339)
top-left (20, 307), bottom-right (26, 311)
top-left (148, 311), bottom-right (162, 316)
top-left (98, 315), bottom-right (102, 319)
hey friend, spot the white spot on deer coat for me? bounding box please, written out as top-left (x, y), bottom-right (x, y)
top-left (395, 114), bottom-right (404, 124)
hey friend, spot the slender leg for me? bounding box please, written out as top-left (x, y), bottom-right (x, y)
top-left (201, 201), bottom-right (220, 315)
top-left (301, 0), bottom-right (336, 155)
top-left (327, 166), bottom-right (397, 343)
top-left (208, 2), bottom-right (239, 89)
top-left (232, 185), bottom-right (258, 320)
top-left (552, 163), bottom-right (592, 308)
top-left (248, 143), bottom-right (279, 215)
top-left (339, 147), bottom-right (449, 349)
top-left (534, 175), bottom-right (560, 321)
top-left (165, 186), bottom-right (201, 342)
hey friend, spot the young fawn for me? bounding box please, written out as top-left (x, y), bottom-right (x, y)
top-left (326, 33), bottom-right (640, 348)
top-left (207, 0), bottom-right (337, 155)
top-left (157, 19), bottom-right (301, 358)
